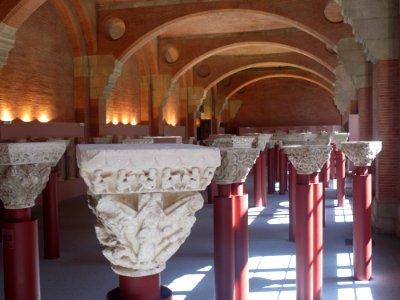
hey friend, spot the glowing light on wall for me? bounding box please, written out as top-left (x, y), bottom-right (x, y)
top-left (130, 118), bottom-right (137, 125)
top-left (21, 113), bottom-right (32, 122)
top-left (112, 117), bottom-right (119, 125)
top-left (1, 110), bottom-right (13, 121)
top-left (38, 113), bottom-right (50, 123)
top-left (121, 116), bottom-right (129, 125)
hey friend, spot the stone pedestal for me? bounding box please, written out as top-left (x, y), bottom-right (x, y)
top-left (0, 141), bottom-right (68, 300)
top-left (212, 140), bottom-right (259, 300)
top-left (76, 143), bottom-right (220, 300)
top-left (283, 145), bottom-right (331, 300)
top-left (337, 141), bottom-right (382, 281)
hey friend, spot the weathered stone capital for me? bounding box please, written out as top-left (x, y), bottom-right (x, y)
top-left (245, 133), bottom-right (273, 150)
top-left (77, 144), bottom-right (221, 194)
top-left (281, 132), bottom-right (331, 146)
top-left (283, 145), bottom-right (332, 175)
top-left (337, 141), bottom-right (382, 167)
top-left (330, 132), bottom-right (349, 144)
top-left (0, 164), bottom-right (51, 209)
top-left (88, 191), bottom-right (204, 276)
top-left (0, 141), bottom-right (68, 209)
top-left (214, 148), bottom-right (260, 184)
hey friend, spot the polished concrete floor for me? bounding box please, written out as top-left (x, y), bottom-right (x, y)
top-left (1, 177), bottom-right (400, 300)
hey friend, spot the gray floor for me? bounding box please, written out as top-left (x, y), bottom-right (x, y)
top-left (1, 177), bottom-right (400, 300)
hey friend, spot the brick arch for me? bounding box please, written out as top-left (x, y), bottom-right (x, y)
top-left (100, 6), bottom-right (348, 62)
top-left (201, 62), bottom-right (333, 92)
top-left (1, 0), bottom-right (47, 27)
top-left (226, 74), bottom-right (334, 101)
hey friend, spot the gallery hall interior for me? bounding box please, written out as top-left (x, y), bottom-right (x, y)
top-left (0, 0), bottom-right (399, 300)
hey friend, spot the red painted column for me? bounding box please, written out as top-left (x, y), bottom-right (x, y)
top-left (288, 163), bottom-right (296, 242)
top-left (232, 183), bottom-right (248, 300)
top-left (330, 146), bottom-right (336, 180)
top-left (295, 174), bottom-right (314, 300)
top-left (42, 168), bottom-right (60, 259)
top-left (352, 167), bottom-right (372, 281)
top-left (260, 150), bottom-right (267, 206)
top-left (214, 184), bottom-right (235, 300)
top-left (279, 150), bottom-right (288, 194)
top-left (275, 144), bottom-right (280, 183)
top-left (253, 154), bottom-right (262, 207)
top-left (207, 180), bottom-right (218, 204)
top-left (267, 148), bottom-right (275, 194)
top-left (336, 150), bottom-right (346, 207)
top-left (312, 174), bottom-right (324, 300)
top-left (324, 154), bottom-right (330, 188)
top-left (321, 164), bottom-right (327, 227)
top-left (119, 274), bottom-right (161, 300)
top-left (3, 208), bottom-right (40, 300)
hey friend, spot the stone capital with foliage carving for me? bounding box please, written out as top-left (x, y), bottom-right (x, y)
top-left (283, 145), bottom-right (332, 175)
top-left (337, 141), bottom-right (382, 167)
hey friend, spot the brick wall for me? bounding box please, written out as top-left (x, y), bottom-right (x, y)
top-left (106, 54), bottom-right (141, 125)
top-left (227, 78), bottom-right (341, 130)
top-left (357, 87), bottom-right (372, 140)
top-left (373, 60), bottom-right (400, 203)
top-left (0, 2), bottom-right (74, 123)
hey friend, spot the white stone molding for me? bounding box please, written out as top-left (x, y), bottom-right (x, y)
top-left (283, 145), bottom-right (332, 175)
top-left (76, 143), bottom-right (220, 277)
top-left (214, 148), bottom-right (260, 184)
top-left (0, 141), bottom-right (68, 166)
top-left (93, 136), bottom-right (113, 144)
top-left (122, 138), bottom-right (154, 144)
top-left (336, 141), bottom-right (382, 167)
top-left (77, 144), bottom-right (220, 194)
top-left (0, 141), bottom-right (68, 208)
top-left (211, 136), bottom-right (255, 149)
top-left (245, 133), bottom-right (273, 150)
top-left (88, 191), bottom-right (203, 277)
top-left (330, 132), bottom-right (349, 145)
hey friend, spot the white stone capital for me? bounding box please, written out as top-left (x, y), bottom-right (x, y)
top-left (0, 141), bottom-right (68, 209)
top-left (214, 148), bottom-right (260, 184)
top-left (337, 141), bottom-right (382, 167)
top-left (331, 132), bottom-right (350, 145)
top-left (283, 145), bottom-right (332, 175)
top-left (76, 143), bottom-right (221, 277)
top-left (245, 133), bottom-right (273, 151)
top-left (211, 135), bottom-right (255, 149)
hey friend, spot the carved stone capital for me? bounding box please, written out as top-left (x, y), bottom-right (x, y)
top-left (330, 132), bottom-right (349, 145)
top-left (88, 191), bottom-right (203, 276)
top-left (337, 141), bottom-right (382, 167)
top-left (214, 148), bottom-right (260, 184)
top-left (77, 144), bottom-right (221, 194)
top-left (0, 164), bottom-right (51, 209)
top-left (211, 136), bottom-right (255, 149)
top-left (245, 133), bottom-right (273, 150)
top-left (0, 141), bottom-right (68, 209)
top-left (283, 145), bottom-right (332, 175)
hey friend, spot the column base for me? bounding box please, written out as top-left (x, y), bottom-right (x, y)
top-left (106, 286), bottom-right (173, 300)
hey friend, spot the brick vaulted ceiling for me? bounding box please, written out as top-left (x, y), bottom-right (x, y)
top-left (95, 0), bottom-right (352, 114)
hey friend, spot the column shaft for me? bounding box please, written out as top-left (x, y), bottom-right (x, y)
top-left (288, 163), bottom-right (296, 242)
top-left (214, 184), bottom-right (235, 300)
top-left (3, 208), bottom-right (40, 300)
top-left (119, 274), bottom-right (161, 300)
top-left (353, 167), bottom-right (372, 281)
top-left (279, 150), bottom-right (287, 194)
top-left (267, 148), bottom-right (275, 194)
top-left (42, 168), bottom-right (60, 259)
top-left (253, 154), bottom-right (262, 207)
top-left (336, 151), bottom-right (346, 207)
top-left (260, 151), bottom-right (267, 206)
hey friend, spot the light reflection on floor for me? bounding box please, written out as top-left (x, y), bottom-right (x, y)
top-left (166, 197), bottom-right (374, 300)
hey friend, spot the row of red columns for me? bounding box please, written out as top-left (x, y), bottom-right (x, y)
top-left (214, 182), bottom-right (249, 300)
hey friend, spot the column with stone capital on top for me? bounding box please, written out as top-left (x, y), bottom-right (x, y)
top-left (245, 133), bottom-right (272, 207)
top-left (76, 143), bottom-right (220, 300)
top-left (283, 144), bottom-right (331, 300)
top-left (0, 141), bottom-right (68, 300)
top-left (337, 141), bottom-right (382, 281)
top-left (210, 135), bottom-right (259, 300)
top-left (331, 132), bottom-right (350, 207)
